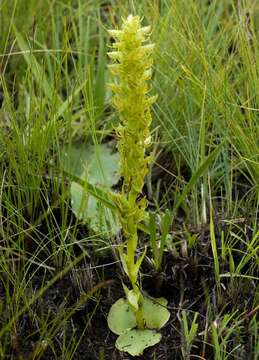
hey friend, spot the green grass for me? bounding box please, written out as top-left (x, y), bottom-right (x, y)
top-left (0, 0), bottom-right (258, 358)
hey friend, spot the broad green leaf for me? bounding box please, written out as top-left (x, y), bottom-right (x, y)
top-left (142, 296), bottom-right (170, 329)
top-left (115, 329), bottom-right (161, 356)
top-left (61, 143), bottom-right (120, 187)
top-left (62, 169), bottom-right (151, 235)
top-left (107, 298), bottom-right (136, 335)
top-left (62, 170), bottom-right (118, 213)
top-left (70, 181), bottom-right (119, 235)
top-left (61, 143), bottom-right (120, 236)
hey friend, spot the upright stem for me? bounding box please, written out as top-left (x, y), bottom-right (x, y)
top-left (108, 15), bottom-right (156, 329)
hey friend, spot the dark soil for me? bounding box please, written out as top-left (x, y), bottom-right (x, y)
top-left (1, 155), bottom-right (258, 359)
top-left (2, 225), bottom-right (257, 360)
top-left (0, 143), bottom-right (257, 360)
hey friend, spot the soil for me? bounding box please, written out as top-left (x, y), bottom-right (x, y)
top-left (2, 225), bottom-right (257, 360)
top-left (1, 152), bottom-right (257, 359)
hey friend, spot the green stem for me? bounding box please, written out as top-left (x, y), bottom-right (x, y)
top-left (135, 292), bottom-right (145, 329)
top-left (108, 15), bottom-right (156, 331)
top-left (123, 282), bottom-right (144, 329)
top-left (126, 190), bottom-right (138, 287)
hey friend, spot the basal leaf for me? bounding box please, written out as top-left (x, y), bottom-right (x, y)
top-left (107, 298), bottom-right (136, 335)
top-left (142, 296), bottom-right (170, 329)
top-left (61, 142), bottom-right (120, 187)
top-left (61, 143), bottom-right (120, 235)
top-left (116, 329), bottom-right (161, 356)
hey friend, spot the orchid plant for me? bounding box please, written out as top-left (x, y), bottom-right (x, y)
top-left (106, 15), bottom-right (170, 356)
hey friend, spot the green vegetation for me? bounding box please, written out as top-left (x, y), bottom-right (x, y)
top-left (106, 15), bottom-right (170, 355)
top-left (0, 0), bottom-right (258, 359)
